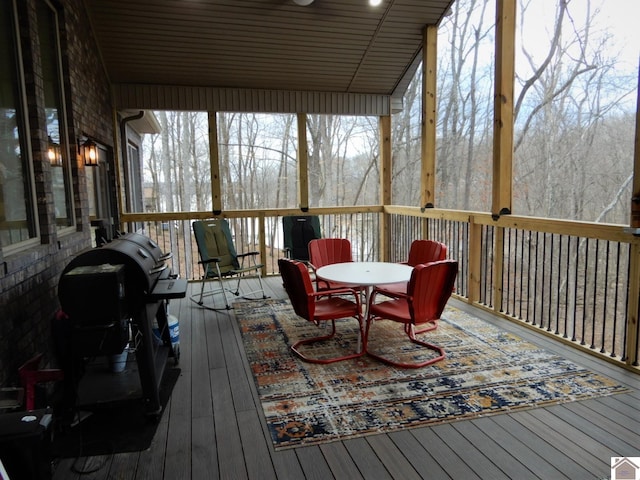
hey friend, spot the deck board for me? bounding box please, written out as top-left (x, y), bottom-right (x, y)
top-left (318, 441), bottom-right (366, 480)
top-left (452, 420), bottom-right (535, 479)
top-left (491, 414), bottom-right (593, 479)
top-left (365, 434), bottom-right (422, 480)
top-left (51, 276), bottom-right (640, 480)
top-left (431, 423), bottom-right (510, 480)
top-left (410, 426), bottom-right (481, 479)
top-left (387, 429), bottom-right (452, 479)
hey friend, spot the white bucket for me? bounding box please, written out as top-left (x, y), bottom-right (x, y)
top-left (153, 315), bottom-right (179, 348)
top-left (108, 349), bottom-right (128, 373)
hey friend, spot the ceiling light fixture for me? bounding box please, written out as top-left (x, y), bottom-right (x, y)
top-left (369, 0), bottom-right (382, 6)
top-left (293, 0), bottom-right (314, 5)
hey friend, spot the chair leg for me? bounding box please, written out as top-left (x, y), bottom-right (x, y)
top-left (414, 320), bottom-right (438, 334)
top-left (19, 354), bottom-right (64, 411)
top-left (366, 321), bottom-right (445, 369)
top-left (190, 265), bottom-right (233, 311)
top-left (291, 320), bottom-right (365, 364)
top-left (231, 273), bottom-right (268, 300)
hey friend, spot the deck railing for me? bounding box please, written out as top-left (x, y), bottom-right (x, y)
top-left (121, 206), bottom-right (640, 371)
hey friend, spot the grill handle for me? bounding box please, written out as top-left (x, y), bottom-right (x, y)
top-left (149, 263), bottom-right (168, 275)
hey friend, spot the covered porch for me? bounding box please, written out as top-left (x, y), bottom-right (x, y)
top-left (1, 0), bottom-right (639, 478)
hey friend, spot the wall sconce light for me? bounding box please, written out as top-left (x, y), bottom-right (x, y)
top-left (48, 135), bottom-right (63, 167)
top-left (81, 138), bottom-right (98, 166)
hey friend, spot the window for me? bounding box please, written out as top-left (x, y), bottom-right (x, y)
top-left (126, 141), bottom-right (143, 213)
top-left (142, 111), bottom-right (211, 212)
top-left (37, 0), bottom-right (74, 229)
top-left (0, 0), bottom-right (37, 250)
top-left (392, 68), bottom-right (423, 206)
top-left (436, 0), bottom-right (494, 211)
top-left (218, 112), bottom-right (298, 210)
top-left (513, 0), bottom-right (637, 223)
top-left (307, 115), bottom-right (379, 207)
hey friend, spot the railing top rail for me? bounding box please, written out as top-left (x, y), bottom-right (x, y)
top-left (384, 206), bottom-right (640, 244)
top-left (121, 205), bottom-right (385, 223)
top-left (123, 205), bottom-right (639, 245)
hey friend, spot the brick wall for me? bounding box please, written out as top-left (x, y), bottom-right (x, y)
top-left (0, 0), bottom-right (114, 389)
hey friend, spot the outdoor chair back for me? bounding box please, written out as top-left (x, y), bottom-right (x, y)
top-left (282, 215), bottom-right (321, 261)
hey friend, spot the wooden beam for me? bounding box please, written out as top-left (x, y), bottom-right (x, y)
top-left (421, 25), bottom-right (437, 209)
top-left (208, 112), bottom-right (222, 214)
top-left (380, 115), bottom-right (392, 261)
top-left (468, 216), bottom-right (482, 304)
top-left (627, 62), bottom-right (640, 366)
top-left (297, 113), bottom-right (309, 211)
top-left (627, 243), bottom-right (640, 367)
top-left (491, 0), bottom-right (516, 218)
top-left (631, 61), bottom-right (640, 228)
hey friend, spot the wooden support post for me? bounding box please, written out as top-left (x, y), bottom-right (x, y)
top-left (208, 112), bottom-right (222, 214)
top-left (627, 60), bottom-right (640, 366)
top-left (491, 0), bottom-right (515, 218)
top-left (468, 216), bottom-right (482, 304)
top-left (421, 25), bottom-right (438, 209)
top-left (380, 115), bottom-right (392, 261)
top-left (627, 243), bottom-right (640, 366)
top-left (493, 226), bottom-right (505, 313)
top-left (297, 113), bottom-right (309, 211)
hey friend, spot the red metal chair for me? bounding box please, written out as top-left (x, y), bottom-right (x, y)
top-left (308, 238), bottom-right (353, 291)
top-left (405, 239), bottom-right (447, 267)
top-left (375, 239), bottom-right (448, 333)
top-left (377, 239), bottom-right (447, 295)
top-left (278, 258), bottom-right (365, 364)
top-left (18, 353), bottom-right (64, 411)
top-left (365, 260), bottom-right (458, 368)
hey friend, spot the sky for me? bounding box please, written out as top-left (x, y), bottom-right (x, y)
top-left (519, 0), bottom-right (639, 75)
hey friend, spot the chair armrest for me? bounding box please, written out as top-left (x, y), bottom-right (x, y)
top-left (311, 287), bottom-right (361, 306)
top-left (370, 287), bottom-right (409, 303)
top-left (311, 286), bottom-right (358, 297)
top-left (237, 251), bottom-right (259, 258)
top-left (199, 257), bottom-right (222, 265)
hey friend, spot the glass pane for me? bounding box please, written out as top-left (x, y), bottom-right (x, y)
top-left (0, 0), bottom-right (36, 248)
top-left (142, 111), bottom-right (210, 212)
top-left (38, 0), bottom-right (73, 228)
top-left (218, 112), bottom-right (298, 210)
top-left (513, 0), bottom-right (638, 223)
top-left (307, 115), bottom-right (379, 207)
top-left (392, 68), bottom-right (422, 206)
top-left (436, 0), bottom-right (494, 211)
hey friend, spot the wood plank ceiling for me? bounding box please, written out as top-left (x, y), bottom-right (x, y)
top-left (85, 0), bottom-right (454, 100)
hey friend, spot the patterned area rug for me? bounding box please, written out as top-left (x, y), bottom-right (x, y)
top-left (235, 299), bottom-right (628, 450)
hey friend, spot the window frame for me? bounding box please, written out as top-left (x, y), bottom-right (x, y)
top-left (0, 0), bottom-right (39, 257)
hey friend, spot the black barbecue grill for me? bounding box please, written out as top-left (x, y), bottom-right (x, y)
top-left (58, 233), bottom-right (187, 415)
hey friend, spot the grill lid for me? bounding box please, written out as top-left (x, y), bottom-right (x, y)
top-left (61, 236), bottom-right (167, 300)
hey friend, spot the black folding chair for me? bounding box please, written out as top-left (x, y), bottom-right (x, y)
top-left (282, 215), bottom-right (321, 261)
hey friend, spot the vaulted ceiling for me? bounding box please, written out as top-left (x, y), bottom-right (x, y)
top-left (85, 0), bottom-right (454, 101)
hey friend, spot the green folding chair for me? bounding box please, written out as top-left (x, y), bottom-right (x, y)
top-left (192, 219), bottom-right (267, 310)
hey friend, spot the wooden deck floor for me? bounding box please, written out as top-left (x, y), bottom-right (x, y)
top-left (52, 277), bottom-right (640, 480)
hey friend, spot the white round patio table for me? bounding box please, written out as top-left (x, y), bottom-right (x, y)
top-left (316, 261), bottom-right (413, 292)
